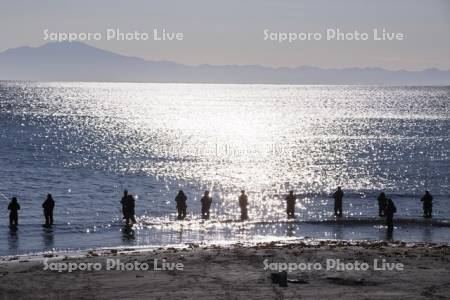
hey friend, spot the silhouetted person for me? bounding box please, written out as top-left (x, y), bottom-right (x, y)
top-left (121, 190), bottom-right (136, 225)
top-left (201, 191), bottom-right (212, 220)
top-left (420, 191), bottom-right (433, 218)
top-left (285, 190), bottom-right (296, 219)
top-left (175, 190), bottom-right (187, 220)
top-left (7, 197), bottom-right (20, 227)
top-left (333, 187), bottom-right (344, 217)
top-left (377, 192), bottom-right (387, 217)
top-left (239, 190), bottom-right (249, 220)
top-left (384, 198), bottom-right (397, 233)
top-left (42, 194), bottom-right (55, 226)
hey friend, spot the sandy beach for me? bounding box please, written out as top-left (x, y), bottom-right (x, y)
top-left (0, 240), bottom-right (449, 299)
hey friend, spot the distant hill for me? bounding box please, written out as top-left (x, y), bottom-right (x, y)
top-left (0, 42), bottom-right (449, 85)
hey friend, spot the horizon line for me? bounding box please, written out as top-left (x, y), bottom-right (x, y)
top-left (1, 79), bottom-right (449, 88)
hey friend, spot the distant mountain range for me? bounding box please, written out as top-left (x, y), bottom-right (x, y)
top-left (0, 42), bottom-right (449, 85)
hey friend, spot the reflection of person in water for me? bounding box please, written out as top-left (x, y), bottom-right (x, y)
top-left (42, 225), bottom-right (55, 248)
top-left (121, 190), bottom-right (136, 225)
top-left (122, 225), bottom-right (135, 241)
top-left (377, 192), bottom-right (387, 217)
top-left (8, 223), bottom-right (19, 252)
top-left (333, 187), bottom-right (344, 217)
top-left (42, 194), bottom-right (55, 226)
top-left (175, 190), bottom-right (187, 220)
top-left (238, 190), bottom-right (249, 220)
top-left (285, 191), bottom-right (296, 219)
top-left (8, 197), bottom-right (20, 227)
top-left (201, 191), bottom-right (212, 220)
top-left (384, 198), bottom-right (397, 233)
top-left (420, 191), bottom-right (433, 218)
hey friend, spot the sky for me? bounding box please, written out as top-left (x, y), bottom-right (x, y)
top-left (1, 0), bottom-right (449, 70)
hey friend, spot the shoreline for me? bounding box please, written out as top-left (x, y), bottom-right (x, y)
top-left (1, 238), bottom-right (449, 262)
top-left (2, 215), bottom-right (450, 258)
top-left (0, 239), bottom-right (449, 299)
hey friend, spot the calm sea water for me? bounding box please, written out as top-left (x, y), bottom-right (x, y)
top-left (0, 82), bottom-right (449, 256)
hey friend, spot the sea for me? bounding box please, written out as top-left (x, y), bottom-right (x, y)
top-left (0, 82), bottom-right (449, 256)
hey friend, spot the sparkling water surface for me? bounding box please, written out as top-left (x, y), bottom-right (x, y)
top-left (0, 82), bottom-right (449, 255)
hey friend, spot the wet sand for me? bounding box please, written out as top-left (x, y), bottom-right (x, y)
top-left (0, 240), bottom-right (449, 299)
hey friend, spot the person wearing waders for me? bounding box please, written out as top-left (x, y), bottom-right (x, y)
top-left (175, 190), bottom-right (187, 220)
top-left (384, 197), bottom-right (397, 234)
top-left (121, 190), bottom-right (136, 225)
top-left (42, 194), bottom-right (55, 226)
top-left (420, 191), bottom-right (433, 218)
top-left (238, 190), bottom-right (249, 220)
top-left (8, 197), bottom-right (20, 227)
top-left (333, 187), bottom-right (344, 217)
top-left (285, 190), bottom-right (296, 219)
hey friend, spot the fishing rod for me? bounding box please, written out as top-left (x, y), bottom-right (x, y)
top-left (0, 192), bottom-right (10, 201)
top-left (0, 192), bottom-right (67, 201)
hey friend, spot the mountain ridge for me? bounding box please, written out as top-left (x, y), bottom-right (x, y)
top-left (1, 42), bottom-right (449, 85)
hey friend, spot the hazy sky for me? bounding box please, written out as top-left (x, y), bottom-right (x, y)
top-left (1, 0), bottom-right (449, 70)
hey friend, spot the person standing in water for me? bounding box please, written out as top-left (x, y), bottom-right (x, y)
top-left (384, 197), bottom-right (397, 233)
top-left (201, 191), bottom-right (212, 220)
top-left (377, 192), bottom-right (387, 217)
top-left (121, 190), bottom-right (136, 225)
top-left (333, 187), bottom-right (344, 217)
top-left (285, 190), bottom-right (296, 219)
top-left (175, 190), bottom-right (187, 220)
top-left (238, 190), bottom-right (249, 220)
top-left (7, 197), bottom-right (20, 227)
top-left (420, 191), bottom-right (433, 218)
top-left (42, 194), bottom-right (55, 226)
